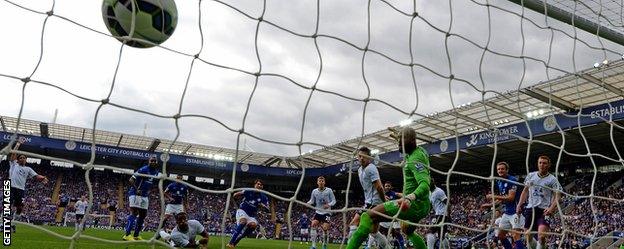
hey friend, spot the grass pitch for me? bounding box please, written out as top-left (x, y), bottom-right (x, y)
top-left (10, 224), bottom-right (343, 249)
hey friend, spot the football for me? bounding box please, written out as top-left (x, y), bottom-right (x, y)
top-left (102, 0), bottom-right (178, 48)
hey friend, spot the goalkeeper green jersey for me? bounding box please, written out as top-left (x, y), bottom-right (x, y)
top-left (403, 146), bottom-right (431, 202)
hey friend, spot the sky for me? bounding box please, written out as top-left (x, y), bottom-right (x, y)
top-left (0, 0), bottom-right (623, 157)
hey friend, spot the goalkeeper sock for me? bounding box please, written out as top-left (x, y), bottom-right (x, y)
top-left (407, 232), bottom-right (426, 249)
top-left (346, 212), bottom-right (373, 249)
top-left (124, 215), bottom-right (136, 236)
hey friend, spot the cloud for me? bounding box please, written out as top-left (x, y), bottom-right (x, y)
top-left (1, 0), bottom-right (622, 157)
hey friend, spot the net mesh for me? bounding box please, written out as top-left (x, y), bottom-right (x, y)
top-left (0, 0), bottom-right (623, 248)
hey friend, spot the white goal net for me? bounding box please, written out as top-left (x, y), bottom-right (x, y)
top-left (0, 0), bottom-right (623, 248)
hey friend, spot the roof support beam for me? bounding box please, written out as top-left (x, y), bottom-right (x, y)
top-left (288, 159), bottom-right (302, 168)
top-left (580, 74), bottom-right (624, 97)
top-left (353, 140), bottom-right (386, 152)
top-left (262, 156), bottom-right (277, 166)
top-left (326, 147), bottom-right (354, 157)
top-left (182, 144), bottom-right (192, 155)
top-left (116, 134), bottom-right (123, 147)
top-left (302, 156), bottom-right (325, 167)
top-left (305, 152), bottom-right (337, 164)
top-left (419, 120), bottom-right (457, 136)
top-left (484, 102), bottom-right (524, 119)
top-left (373, 133), bottom-right (398, 144)
top-left (506, 0), bottom-right (624, 46)
top-left (319, 149), bottom-right (352, 161)
top-left (266, 158), bottom-right (282, 166)
top-left (39, 122), bottom-right (49, 138)
top-left (521, 87), bottom-right (577, 112)
top-left (448, 111), bottom-right (490, 128)
top-left (238, 153), bottom-right (254, 163)
top-left (147, 139), bottom-right (161, 152)
top-left (337, 145), bottom-right (356, 154)
top-left (414, 131), bottom-right (436, 143)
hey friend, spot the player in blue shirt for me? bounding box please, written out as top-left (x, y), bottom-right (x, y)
top-left (481, 162), bottom-right (521, 249)
top-left (228, 179), bottom-right (269, 248)
top-left (381, 181), bottom-right (405, 249)
top-left (156, 174), bottom-right (189, 240)
top-left (298, 213), bottom-right (311, 244)
top-left (123, 156), bottom-right (160, 241)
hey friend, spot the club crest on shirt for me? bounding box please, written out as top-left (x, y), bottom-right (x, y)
top-left (415, 162), bottom-right (425, 171)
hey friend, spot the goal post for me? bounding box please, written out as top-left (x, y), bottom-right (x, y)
top-left (507, 0), bottom-right (624, 46)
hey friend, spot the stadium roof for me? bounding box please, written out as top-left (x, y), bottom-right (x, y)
top-left (2, 59), bottom-right (624, 169)
top-left (300, 59), bottom-right (624, 166)
top-left (0, 115), bottom-right (278, 166)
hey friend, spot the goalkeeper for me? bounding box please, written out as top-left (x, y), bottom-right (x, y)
top-left (346, 127), bottom-right (431, 249)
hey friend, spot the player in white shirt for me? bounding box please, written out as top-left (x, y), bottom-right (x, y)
top-left (426, 178), bottom-right (449, 249)
top-left (3, 138), bottom-right (48, 232)
top-left (159, 212), bottom-right (209, 248)
top-left (74, 196), bottom-right (88, 231)
top-left (488, 210), bottom-right (502, 248)
top-left (307, 176), bottom-right (336, 249)
top-left (515, 155), bottom-right (562, 249)
top-left (347, 147), bottom-right (389, 249)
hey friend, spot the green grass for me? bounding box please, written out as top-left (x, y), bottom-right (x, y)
top-left (10, 224), bottom-right (343, 249)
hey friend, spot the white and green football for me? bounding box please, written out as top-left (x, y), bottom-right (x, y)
top-left (102, 0), bottom-right (178, 48)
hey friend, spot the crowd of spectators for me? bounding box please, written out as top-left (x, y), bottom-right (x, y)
top-left (2, 160), bottom-right (622, 248)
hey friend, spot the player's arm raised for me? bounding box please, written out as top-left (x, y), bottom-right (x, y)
top-left (9, 138), bottom-right (23, 161)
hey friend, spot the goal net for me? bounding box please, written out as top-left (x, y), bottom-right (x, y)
top-left (0, 0), bottom-right (623, 248)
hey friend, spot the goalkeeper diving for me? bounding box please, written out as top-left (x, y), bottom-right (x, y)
top-left (346, 127), bottom-right (431, 249)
